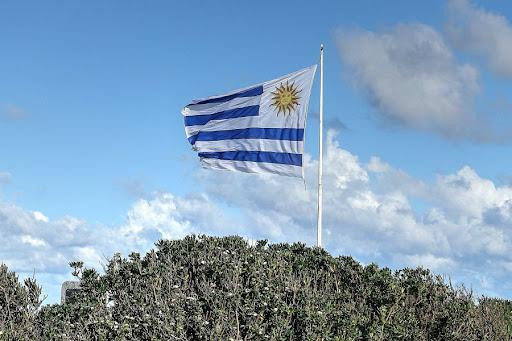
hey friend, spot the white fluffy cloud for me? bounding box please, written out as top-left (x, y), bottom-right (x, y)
top-left (0, 191), bottom-right (241, 302)
top-left (447, 0), bottom-right (512, 78)
top-left (199, 131), bottom-right (512, 296)
top-left (337, 23), bottom-right (481, 139)
top-left (0, 193), bottom-right (236, 275)
top-left (0, 202), bottom-right (94, 274)
top-left (1, 132), bottom-right (512, 300)
top-left (113, 192), bottom-right (240, 251)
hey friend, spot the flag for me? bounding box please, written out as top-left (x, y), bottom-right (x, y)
top-left (182, 65), bottom-right (317, 178)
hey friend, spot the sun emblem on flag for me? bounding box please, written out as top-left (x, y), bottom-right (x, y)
top-left (270, 81), bottom-right (301, 116)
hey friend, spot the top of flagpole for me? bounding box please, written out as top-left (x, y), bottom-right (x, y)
top-left (320, 44), bottom-right (324, 51)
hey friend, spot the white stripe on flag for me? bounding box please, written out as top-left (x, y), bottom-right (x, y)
top-left (183, 96), bottom-right (261, 116)
top-left (200, 158), bottom-right (302, 178)
top-left (185, 114), bottom-right (306, 137)
top-left (185, 116), bottom-right (263, 137)
top-left (194, 138), bottom-right (303, 154)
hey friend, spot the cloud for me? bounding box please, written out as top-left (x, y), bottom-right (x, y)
top-left (2, 104), bottom-right (26, 120)
top-left (0, 190), bottom-right (243, 277)
top-left (309, 111), bottom-right (349, 132)
top-left (115, 192), bottom-right (240, 251)
top-left (367, 157), bottom-right (391, 173)
top-left (0, 190), bottom-right (242, 303)
top-left (199, 131), bottom-right (512, 297)
top-left (398, 253), bottom-right (457, 272)
top-left (0, 172), bottom-right (11, 184)
top-left (116, 178), bottom-right (148, 198)
top-left (0, 202), bottom-right (94, 275)
top-left (326, 117), bottom-right (348, 132)
top-left (447, 0), bottom-right (512, 78)
top-left (2, 132), bottom-right (512, 301)
top-left (336, 23), bottom-right (487, 140)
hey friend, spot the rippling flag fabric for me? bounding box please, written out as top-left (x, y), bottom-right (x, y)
top-left (182, 65), bottom-right (317, 178)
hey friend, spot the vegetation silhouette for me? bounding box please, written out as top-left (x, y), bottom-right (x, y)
top-left (1, 235), bottom-right (511, 340)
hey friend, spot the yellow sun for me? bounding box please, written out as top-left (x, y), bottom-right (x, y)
top-left (270, 81), bottom-right (301, 116)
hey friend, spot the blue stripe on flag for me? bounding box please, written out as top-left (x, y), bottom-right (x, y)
top-left (184, 105), bottom-right (260, 126)
top-left (188, 128), bottom-right (304, 145)
top-left (192, 85), bottom-right (263, 105)
top-left (198, 151), bottom-right (302, 166)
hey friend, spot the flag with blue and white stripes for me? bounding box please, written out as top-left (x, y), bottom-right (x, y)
top-left (182, 65), bottom-right (317, 178)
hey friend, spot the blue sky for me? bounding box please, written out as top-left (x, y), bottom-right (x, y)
top-left (2, 0), bottom-right (512, 303)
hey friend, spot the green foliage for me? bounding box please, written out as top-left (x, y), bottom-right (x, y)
top-left (0, 264), bottom-right (42, 340)
top-left (2, 235), bottom-right (512, 340)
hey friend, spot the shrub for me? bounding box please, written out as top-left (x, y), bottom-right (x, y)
top-left (2, 235), bottom-right (512, 340)
top-left (37, 235), bottom-right (512, 340)
top-left (0, 264), bottom-right (42, 340)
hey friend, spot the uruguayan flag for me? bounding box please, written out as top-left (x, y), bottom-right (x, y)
top-left (182, 65), bottom-right (317, 178)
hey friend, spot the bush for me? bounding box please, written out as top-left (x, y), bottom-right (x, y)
top-left (2, 235), bottom-right (512, 340)
top-left (39, 235), bottom-right (512, 340)
top-left (0, 264), bottom-right (42, 340)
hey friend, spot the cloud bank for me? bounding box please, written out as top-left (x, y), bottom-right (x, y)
top-left (447, 0), bottom-right (512, 78)
top-left (2, 132), bottom-right (511, 302)
top-left (336, 2), bottom-right (512, 142)
top-left (337, 23), bottom-right (481, 139)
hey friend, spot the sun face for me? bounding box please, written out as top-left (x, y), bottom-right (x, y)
top-left (270, 81), bottom-right (301, 116)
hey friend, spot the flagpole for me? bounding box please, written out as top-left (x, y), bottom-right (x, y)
top-left (317, 44), bottom-right (324, 248)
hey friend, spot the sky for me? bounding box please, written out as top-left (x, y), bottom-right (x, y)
top-left (1, 0), bottom-right (512, 304)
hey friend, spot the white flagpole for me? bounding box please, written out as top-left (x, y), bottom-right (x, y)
top-left (317, 44), bottom-right (324, 248)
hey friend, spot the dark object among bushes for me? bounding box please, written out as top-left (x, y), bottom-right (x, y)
top-left (2, 235), bottom-right (512, 340)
